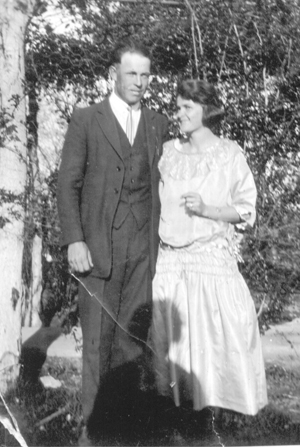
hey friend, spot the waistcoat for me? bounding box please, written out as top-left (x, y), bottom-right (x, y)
top-left (113, 112), bottom-right (151, 230)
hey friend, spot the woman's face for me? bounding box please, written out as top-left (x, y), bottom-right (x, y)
top-left (176, 95), bottom-right (204, 134)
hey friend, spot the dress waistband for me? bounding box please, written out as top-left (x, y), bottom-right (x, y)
top-left (159, 237), bottom-right (243, 262)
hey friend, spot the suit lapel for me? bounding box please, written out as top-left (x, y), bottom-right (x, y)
top-left (96, 101), bottom-right (157, 163)
top-left (96, 98), bottom-right (123, 160)
top-left (143, 107), bottom-right (157, 166)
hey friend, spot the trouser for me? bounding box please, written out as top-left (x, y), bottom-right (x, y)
top-left (78, 212), bottom-right (152, 429)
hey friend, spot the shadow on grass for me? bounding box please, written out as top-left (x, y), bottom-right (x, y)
top-left (1, 357), bottom-right (300, 446)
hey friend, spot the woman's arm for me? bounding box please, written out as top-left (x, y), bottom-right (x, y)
top-left (181, 192), bottom-right (242, 224)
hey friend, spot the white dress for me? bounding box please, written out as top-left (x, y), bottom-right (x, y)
top-left (152, 138), bottom-right (268, 416)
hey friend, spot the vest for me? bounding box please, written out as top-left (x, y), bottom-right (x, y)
top-left (113, 112), bottom-right (151, 230)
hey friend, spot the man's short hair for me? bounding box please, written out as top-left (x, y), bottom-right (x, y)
top-left (110, 37), bottom-right (152, 66)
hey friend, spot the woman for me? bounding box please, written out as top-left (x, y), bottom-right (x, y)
top-left (151, 80), bottom-right (268, 418)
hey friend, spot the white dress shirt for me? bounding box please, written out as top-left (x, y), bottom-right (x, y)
top-left (109, 91), bottom-right (141, 142)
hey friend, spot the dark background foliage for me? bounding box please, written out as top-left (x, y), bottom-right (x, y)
top-left (20, 0), bottom-right (300, 331)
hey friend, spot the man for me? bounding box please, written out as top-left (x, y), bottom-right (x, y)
top-left (57, 38), bottom-right (168, 443)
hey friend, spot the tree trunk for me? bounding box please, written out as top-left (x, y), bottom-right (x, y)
top-left (0, 0), bottom-right (37, 393)
top-left (22, 78), bottom-right (43, 328)
top-left (28, 234), bottom-right (43, 327)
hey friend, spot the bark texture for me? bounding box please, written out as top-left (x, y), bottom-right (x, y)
top-left (0, 0), bottom-right (37, 392)
top-left (24, 234), bottom-right (43, 327)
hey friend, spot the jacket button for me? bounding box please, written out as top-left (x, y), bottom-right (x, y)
top-left (131, 179), bottom-right (135, 184)
top-left (116, 166), bottom-right (121, 171)
top-left (114, 188), bottom-right (119, 194)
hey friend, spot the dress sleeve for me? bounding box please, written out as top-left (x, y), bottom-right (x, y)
top-left (230, 147), bottom-right (257, 227)
top-left (158, 139), bottom-right (175, 178)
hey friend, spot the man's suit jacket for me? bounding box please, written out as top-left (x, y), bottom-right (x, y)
top-left (57, 98), bottom-right (169, 278)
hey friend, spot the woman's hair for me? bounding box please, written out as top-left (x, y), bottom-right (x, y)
top-left (177, 79), bottom-right (224, 128)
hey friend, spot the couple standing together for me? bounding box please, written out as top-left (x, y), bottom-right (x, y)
top-left (57, 38), bottom-right (268, 444)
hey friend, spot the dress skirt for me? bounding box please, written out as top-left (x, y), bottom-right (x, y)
top-left (151, 241), bottom-right (268, 416)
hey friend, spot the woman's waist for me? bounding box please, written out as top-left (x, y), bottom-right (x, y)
top-left (160, 237), bottom-right (229, 253)
top-left (157, 239), bottom-right (240, 276)
top-left (159, 230), bottom-right (243, 263)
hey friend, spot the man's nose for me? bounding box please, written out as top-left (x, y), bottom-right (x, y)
top-left (134, 75), bottom-right (142, 86)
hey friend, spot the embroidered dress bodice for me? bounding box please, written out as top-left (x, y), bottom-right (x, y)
top-left (158, 138), bottom-right (257, 248)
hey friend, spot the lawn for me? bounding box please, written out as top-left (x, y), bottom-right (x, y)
top-left (1, 356), bottom-right (299, 446)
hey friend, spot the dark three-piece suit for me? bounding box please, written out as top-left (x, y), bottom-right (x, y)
top-left (57, 97), bottom-right (168, 431)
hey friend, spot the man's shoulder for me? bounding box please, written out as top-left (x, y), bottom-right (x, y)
top-left (143, 106), bottom-right (166, 117)
top-left (143, 106), bottom-right (168, 124)
top-left (72, 98), bottom-right (109, 117)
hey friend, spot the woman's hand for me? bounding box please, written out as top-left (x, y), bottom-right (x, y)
top-left (181, 192), bottom-right (207, 217)
top-left (181, 192), bottom-right (242, 223)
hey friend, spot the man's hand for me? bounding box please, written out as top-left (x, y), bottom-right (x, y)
top-left (68, 241), bottom-right (94, 273)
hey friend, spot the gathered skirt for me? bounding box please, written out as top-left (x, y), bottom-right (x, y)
top-left (151, 242), bottom-right (268, 415)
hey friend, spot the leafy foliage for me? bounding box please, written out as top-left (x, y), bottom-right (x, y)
top-left (21, 0), bottom-right (300, 329)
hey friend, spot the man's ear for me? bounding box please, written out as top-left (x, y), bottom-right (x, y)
top-left (109, 65), bottom-right (117, 81)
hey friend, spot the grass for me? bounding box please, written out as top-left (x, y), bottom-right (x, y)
top-left (1, 358), bottom-right (300, 446)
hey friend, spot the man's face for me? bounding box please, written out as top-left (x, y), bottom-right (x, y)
top-left (111, 51), bottom-right (151, 109)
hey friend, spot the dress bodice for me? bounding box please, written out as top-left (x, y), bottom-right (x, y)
top-left (158, 138), bottom-right (257, 250)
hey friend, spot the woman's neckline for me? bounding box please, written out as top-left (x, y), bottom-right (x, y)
top-left (174, 137), bottom-right (222, 155)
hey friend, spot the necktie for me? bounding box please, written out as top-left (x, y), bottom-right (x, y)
top-left (126, 107), bottom-right (134, 145)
